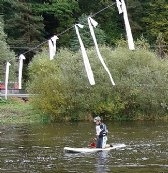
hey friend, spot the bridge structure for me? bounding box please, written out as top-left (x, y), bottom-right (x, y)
top-left (0, 89), bottom-right (33, 100)
top-left (0, 93), bottom-right (31, 98)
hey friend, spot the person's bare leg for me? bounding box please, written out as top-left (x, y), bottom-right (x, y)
top-left (105, 144), bottom-right (113, 148)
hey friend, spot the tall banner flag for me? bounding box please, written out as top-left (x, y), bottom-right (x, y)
top-left (75, 24), bottom-right (95, 85)
top-left (88, 17), bottom-right (115, 86)
top-left (116, 0), bottom-right (135, 50)
top-left (48, 35), bottom-right (59, 60)
top-left (18, 54), bottom-right (26, 89)
top-left (116, 0), bottom-right (123, 13)
top-left (5, 62), bottom-right (11, 100)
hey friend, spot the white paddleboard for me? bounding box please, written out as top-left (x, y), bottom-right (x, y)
top-left (64, 144), bottom-right (126, 153)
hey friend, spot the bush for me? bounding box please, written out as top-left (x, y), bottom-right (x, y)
top-left (28, 46), bottom-right (168, 121)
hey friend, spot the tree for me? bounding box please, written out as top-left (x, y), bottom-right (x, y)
top-left (78, 0), bottom-right (123, 45)
top-left (0, 0), bottom-right (46, 84)
top-left (0, 16), bottom-right (16, 83)
top-left (124, 0), bottom-right (144, 38)
top-left (1, 0), bottom-right (45, 59)
top-left (33, 0), bottom-right (80, 47)
top-left (70, 14), bottom-right (106, 51)
top-left (141, 0), bottom-right (168, 44)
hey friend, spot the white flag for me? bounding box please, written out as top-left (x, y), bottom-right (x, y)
top-left (116, 0), bottom-right (135, 50)
top-left (48, 35), bottom-right (59, 60)
top-left (88, 17), bottom-right (115, 86)
top-left (18, 54), bottom-right (26, 89)
top-left (75, 24), bottom-right (95, 85)
top-left (116, 0), bottom-right (123, 14)
top-left (5, 62), bottom-right (11, 100)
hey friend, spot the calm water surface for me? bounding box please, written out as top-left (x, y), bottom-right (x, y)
top-left (0, 121), bottom-right (167, 173)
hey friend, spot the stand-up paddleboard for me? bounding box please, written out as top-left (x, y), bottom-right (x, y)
top-left (64, 144), bottom-right (126, 153)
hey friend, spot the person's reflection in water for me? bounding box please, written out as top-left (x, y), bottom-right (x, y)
top-left (95, 151), bottom-right (109, 173)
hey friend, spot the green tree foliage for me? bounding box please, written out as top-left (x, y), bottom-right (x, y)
top-left (0, 16), bottom-right (16, 82)
top-left (141, 0), bottom-right (168, 44)
top-left (0, 0), bottom-right (45, 83)
top-left (124, 0), bottom-right (144, 37)
top-left (78, 0), bottom-right (123, 45)
top-left (1, 0), bottom-right (45, 57)
top-left (77, 0), bottom-right (145, 45)
top-left (33, 0), bottom-right (80, 47)
top-left (70, 14), bottom-right (106, 51)
top-left (1, 0), bottom-right (168, 53)
top-left (28, 46), bottom-right (168, 121)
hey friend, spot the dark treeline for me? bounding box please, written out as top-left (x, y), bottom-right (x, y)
top-left (0, 0), bottom-right (168, 62)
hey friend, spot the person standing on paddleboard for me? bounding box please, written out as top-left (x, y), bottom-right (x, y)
top-left (94, 116), bottom-right (108, 148)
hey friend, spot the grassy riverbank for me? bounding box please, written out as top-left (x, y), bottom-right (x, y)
top-left (0, 97), bottom-right (46, 124)
top-left (1, 97), bottom-right (168, 124)
top-left (0, 97), bottom-right (92, 123)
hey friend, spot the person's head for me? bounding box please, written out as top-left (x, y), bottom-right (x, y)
top-left (93, 116), bottom-right (101, 125)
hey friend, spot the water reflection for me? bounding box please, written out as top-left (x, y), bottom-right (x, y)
top-left (96, 151), bottom-right (109, 173)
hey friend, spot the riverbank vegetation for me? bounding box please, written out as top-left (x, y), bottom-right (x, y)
top-left (1, 0), bottom-right (168, 123)
top-left (28, 44), bottom-right (168, 121)
top-left (0, 98), bottom-right (45, 124)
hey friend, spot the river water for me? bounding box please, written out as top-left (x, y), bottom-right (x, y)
top-left (0, 121), bottom-right (167, 173)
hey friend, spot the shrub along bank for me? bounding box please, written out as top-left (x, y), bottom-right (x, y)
top-left (28, 46), bottom-right (168, 121)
